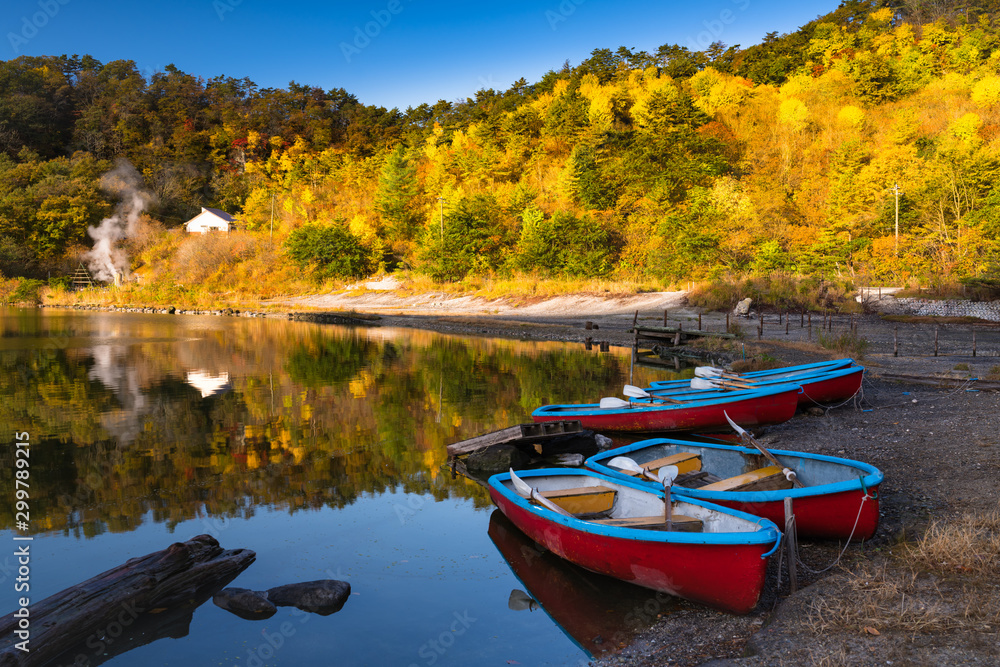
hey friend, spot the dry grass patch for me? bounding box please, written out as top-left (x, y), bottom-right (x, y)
top-left (805, 511), bottom-right (1000, 636)
top-left (906, 510), bottom-right (1000, 577)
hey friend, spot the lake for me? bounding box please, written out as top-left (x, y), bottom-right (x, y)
top-left (0, 307), bottom-right (690, 666)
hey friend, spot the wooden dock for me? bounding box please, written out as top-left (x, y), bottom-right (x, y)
top-left (446, 420), bottom-right (584, 457)
top-left (632, 325), bottom-right (734, 349)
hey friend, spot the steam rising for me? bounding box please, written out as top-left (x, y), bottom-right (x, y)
top-left (84, 160), bottom-right (154, 283)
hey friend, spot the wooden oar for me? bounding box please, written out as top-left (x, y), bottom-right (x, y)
top-left (723, 411), bottom-right (804, 488)
top-left (607, 456), bottom-right (679, 530)
top-left (508, 468), bottom-right (575, 517)
top-left (623, 385), bottom-right (682, 403)
top-left (694, 366), bottom-right (755, 382)
top-left (690, 377), bottom-right (754, 391)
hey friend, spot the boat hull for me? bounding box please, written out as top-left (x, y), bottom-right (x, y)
top-left (649, 365), bottom-right (864, 408)
top-left (532, 384), bottom-right (801, 433)
top-left (586, 438), bottom-right (882, 540)
top-left (488, 470), bottom-right (780, 614)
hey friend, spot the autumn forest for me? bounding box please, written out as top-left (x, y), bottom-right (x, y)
top-left (4, 0), bottom-right (1000, 300)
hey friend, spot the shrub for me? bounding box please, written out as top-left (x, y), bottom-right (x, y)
top-left (5, 278), bottom-right (45, 304)
top-left (284, 223), bottom-right (375, 280)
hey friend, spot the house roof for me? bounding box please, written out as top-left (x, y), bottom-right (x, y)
top-left (200, 207), bottom-right (235, 222)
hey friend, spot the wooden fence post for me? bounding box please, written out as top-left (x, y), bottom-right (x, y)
top-left (934, 326), bottom-right (939, 357)
top-left (784, 497), bottom-right (797, 594)
top-left (894, 326), bottom-right (898, 357)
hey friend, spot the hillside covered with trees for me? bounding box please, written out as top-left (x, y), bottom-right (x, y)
top-left (5, 0), bottom-right (1000, 300)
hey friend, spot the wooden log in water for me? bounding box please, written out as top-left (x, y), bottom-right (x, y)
top-left (0, 535), bottom-right (255, 667)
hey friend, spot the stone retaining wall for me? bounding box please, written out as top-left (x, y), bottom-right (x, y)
top-left (873, 297), bottom-right (1000, 322)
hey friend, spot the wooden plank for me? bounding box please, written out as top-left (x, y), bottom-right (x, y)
top-left (592, 514), bottom-right (702, 532)
top-left (538, 485), bottom-right (617, 515)
top-left (700, 466), bottom-right (794, 492)
top-left (446, 420), bottom-right (583, 456)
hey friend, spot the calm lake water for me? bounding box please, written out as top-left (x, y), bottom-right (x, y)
top-left (0, 307), bottom-right (691, 666)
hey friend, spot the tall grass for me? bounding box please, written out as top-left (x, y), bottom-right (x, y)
top-left (817, 330), bottom-right (869, 359)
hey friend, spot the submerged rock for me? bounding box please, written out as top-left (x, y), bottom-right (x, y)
top-left (266, 580), bottom-right (351, 615)
top-left (213, 587), bottom-right (276, 620)
top-left (465, 444), bottom-right (531, 475)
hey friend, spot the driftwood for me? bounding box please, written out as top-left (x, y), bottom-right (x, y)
top-left (0, 534), bottom-right (255, 667)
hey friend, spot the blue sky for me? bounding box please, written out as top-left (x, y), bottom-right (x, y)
top-left (5, 0), bottom-right (837, 109)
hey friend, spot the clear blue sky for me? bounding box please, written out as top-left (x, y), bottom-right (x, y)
top-left (5, 0), bottom-right (837, 110)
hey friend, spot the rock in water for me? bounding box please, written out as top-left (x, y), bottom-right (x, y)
top-left (734, 298), bottom-right (752, 316)
top-left (266, 580), bottom-right (351, 615)
top-left (595, 434), bottom-right (614, 450)
top-left (465, 443), bottom-right (531, 475)
top-left (213, 587), bottom-right (277, 620)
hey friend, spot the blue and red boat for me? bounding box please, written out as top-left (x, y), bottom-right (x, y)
top-left (586, 437), bottom-right (882, 541)
top-left (532, 383), bottom-right (802, 433)
top-left (487, 468), bottom-right (781, 614)
top-left (647, 359), bottom-right (864, 407)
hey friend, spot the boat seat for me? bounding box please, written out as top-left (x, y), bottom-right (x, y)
top-left (591, 514), bottom-right (703, 532)
top-left (538, 485), bottom-right (617, 514)
top-left (620, 451), bottom-right (701, 477)
top-left (700, 465), bottom-right (794, 492)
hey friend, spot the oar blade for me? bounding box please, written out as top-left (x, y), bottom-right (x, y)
top-left (723, 410), bottom-right (748, 437)
top-left (623, 384), bottom-right (651, 399)
top-left (508, 468), bottom-right (533, 498)
top-left (599, 397), bottom-right (630, 409)
top-left (657, 465), bottom-right (680, 484)
top-left (694, 366), bottom-right (724, 378)
top-left (607, 456), bottom-right (644, 473)
top-left (508, 589), bottom-right (537, 612)
top-left (690, 377), bottom-right (721, 390)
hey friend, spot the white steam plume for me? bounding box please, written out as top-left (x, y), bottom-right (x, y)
top-left (84, 159), bottom-right (155, 283)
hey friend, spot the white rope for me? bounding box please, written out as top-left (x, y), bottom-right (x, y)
top-left (795, 493), bottom-right (873, 575)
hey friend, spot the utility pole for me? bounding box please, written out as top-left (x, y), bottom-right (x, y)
top-left (890, 183), bottom-right (902, 256)
top-left (437, 196), bottom-right (444, 241)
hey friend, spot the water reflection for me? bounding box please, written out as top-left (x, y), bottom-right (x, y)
top-left (488, 510), bottom-right (682, 657)
top-left (0, 308), bottom-right (679, 539)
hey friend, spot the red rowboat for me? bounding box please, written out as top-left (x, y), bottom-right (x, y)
top-left (488, 469), bottom-right (781, 614)
top-left (531, 383), bottom-right (802, 433)
top-left (648, 363), bottom-right (864, 408)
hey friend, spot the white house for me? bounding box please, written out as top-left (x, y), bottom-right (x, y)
top-left (185, 207), bottom-right (235, 233)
